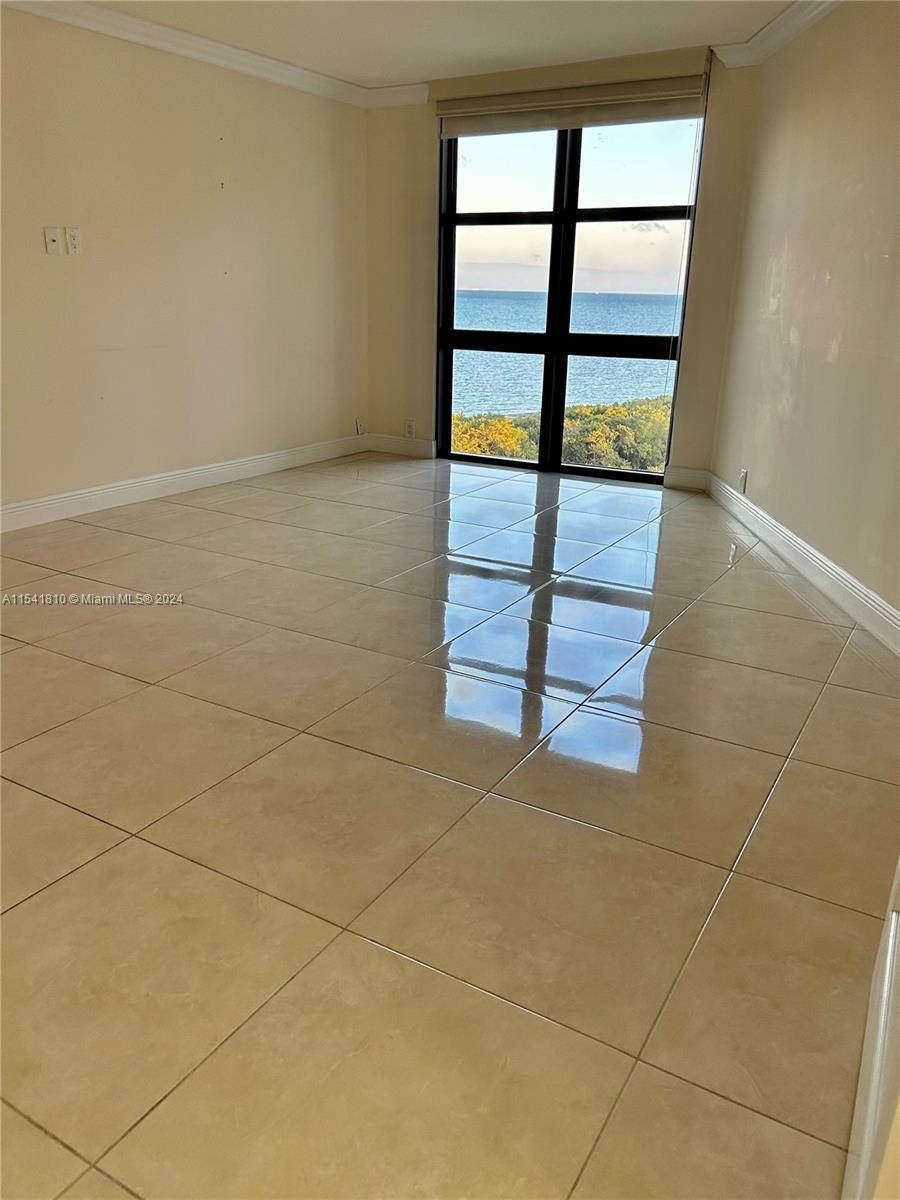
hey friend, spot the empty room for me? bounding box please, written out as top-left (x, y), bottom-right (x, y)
top-left (1, 1), bottom-right (898, 1198)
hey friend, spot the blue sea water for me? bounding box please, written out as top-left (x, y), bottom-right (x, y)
top-left (453, 290), bottom-right (680, 416)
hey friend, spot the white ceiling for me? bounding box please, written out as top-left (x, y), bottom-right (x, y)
top-left (100, 1), bottom-right (791, 89)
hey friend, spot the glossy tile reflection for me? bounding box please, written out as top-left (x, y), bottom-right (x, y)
top-left (2, 454), bottom-right (889, 1200)
top-left (505, 576), bottom-right (688, 643)
top-left (425, 614), bottom-right (639, 701)
top-left (380, 555), bottom-right (551, 611)
top-left (500, 709), bottom-right (781, 865)
top-left (459, 529), bottom-right (599, 574)
top-left (310, 663), bottom-right (574, 788)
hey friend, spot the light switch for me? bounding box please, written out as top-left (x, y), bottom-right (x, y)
top-left (44, 226), bottom-right (62, 255)
top-left (65, 226), bottom-right (82, 255)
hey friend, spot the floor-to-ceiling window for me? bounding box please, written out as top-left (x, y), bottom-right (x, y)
top-left (436, 112), bottom-right (703, 481)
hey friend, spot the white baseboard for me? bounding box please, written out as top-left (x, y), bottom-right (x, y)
top-left (0, 434), bottom-right (368, 531)
top-left (664, 466), bottom-right (710, 491)
top-left (367, 433), bottom-right (435, 458)
top-left (709, 475), bottom-right (900, 652)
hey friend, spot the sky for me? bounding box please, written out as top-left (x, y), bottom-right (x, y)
top-left (455, 119), bottom-right (701, 293)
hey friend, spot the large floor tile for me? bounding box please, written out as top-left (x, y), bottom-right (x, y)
top-left (829, 628), bottom-right (900, 698)
top-left (473, 477), bottom-right (591, 507)
top-left (588, 645), bottom-right (821, 754)
top-left (654, 600), bottom-right (849, 680)
top-left (243, 468), bottom-right (370, 501)
top-left (1, 646), bottom-right (143, 750)
top-left (163, 628), bottom-right (408, 728)
top-left (75, 498), bottom-right (195, 530)
top-left (793, 684), bottom-right (900, 783)
top-left (617, 519), bottom-right (755, 563)
top-left (1, 1103), bottom-right (87, 1200)
top-left (2, 839), bottom-right (333, 1160)
top-left (102, 934), bottom-right (631, 1200)
top-left (380, 555), bottom-right (551, 611)
top-left (166, 482), bottom-right (265, 508)
top-left (62, 1170), bottom-right (133, 1199)
top-left (340, 482), bottom-right (443, 513)
top-left (1, 780), bottom-right (124, 911)
top-left (266, 498), bottom-right (404, 535)
top-left (643, 874), bottom-right (881, 1145)
top-left (1, 687), bottom-right (292, 830)
top-left (560, 488), bottom-right (679, 523)
top-left (1, 522), bottom-right (154, 572)
top-left (505, 576), bottom-right (688, 642)
top-left (361, 514), bottom-right (491, 554)
top-left (310, 663), bottom-right (574, 789)
top-left (428, 495), bottom-right (537, 528)
top-left (278, 535), bottom-right (437, 585)
top-left (192, 488), bottom-right (312, 519)
top-left (700, 565), bottom-right (854, 624)
top-left (1, 574), bottom-right (132, 642)
top-left (39, 602), bottom-right (267, 682)
top-left (573, 1064), bottom-right (845, 1200)
top-left (355, 796), bottom-right (723, 1051)
top-left (569, 545), bottom-right (728, 598)
top-left (511, 508), bottom-right (644, 545)
top-left (186, 563), bottom-right (363, 628)
top-left (738, 760), bottom-right (900, 916)
top-left (1, 556), bottom-right (54, 586)
top-left (77, 502), bottom-right (244, 543)
top-left (425, 614), bottom-right (639, 701)
top-left (183, 519), bottom-right (329, 564)
top-left (74, 542), bottom-right (248, 592)
top-left (146, 736), bottom-right (478, 924)
top-left (289, 587), bottom-right (488, 658)
top-left (459, 529), bottom-right (598, 574)
top-left (389, 473), bottom-right (496, 499)
top-left (499, 708), bottom-right (781, 865)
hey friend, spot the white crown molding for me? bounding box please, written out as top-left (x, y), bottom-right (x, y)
top-left (713, 0), bottom-right (841, 67)
top-left (3, 1), bottom-right (429, 107)
top-left (709, 474), bottom-right (900, 652)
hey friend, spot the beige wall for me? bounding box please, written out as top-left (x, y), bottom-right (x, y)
top-left (2, 8), bottom-right (368, 504)
top-left (711, 2), bottom-right (899, 604)
top-left (366, 103), bottom-right (438, 442)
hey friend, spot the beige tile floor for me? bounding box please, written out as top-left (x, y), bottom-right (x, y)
top-left (2, 452), bottom-right (898, 1200)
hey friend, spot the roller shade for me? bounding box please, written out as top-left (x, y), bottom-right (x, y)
top-left (438, 75), bottom-right (705, 138)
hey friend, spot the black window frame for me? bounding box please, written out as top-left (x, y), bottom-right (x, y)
top-left (436, 125), bottom-right (699, 484)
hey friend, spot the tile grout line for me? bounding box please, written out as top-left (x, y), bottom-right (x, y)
top-left (5, 466), bottom-right (883, 1191)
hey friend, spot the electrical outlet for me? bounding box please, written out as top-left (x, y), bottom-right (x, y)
top-left (355, 417), bottom-right (366, 436)
top-left (44, 226), bottom-right (62, 255)
top-left (739, 468), bottom-right (748, 494)
top-left (404, 419), bottom-right (416, 439)
top-left (65, 226), bottom-right (82, 255)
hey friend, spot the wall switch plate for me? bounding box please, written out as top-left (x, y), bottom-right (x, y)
top-left (65, 226), bottom-right (82, 255)
top-left (739, 468), bottom-right (748, 493)
top-left (404, 419), bottom-right (416, 438)
top-left (44, 226), bottom-right (62, 255)
top-left (355, 417), bottom-right (366, 436)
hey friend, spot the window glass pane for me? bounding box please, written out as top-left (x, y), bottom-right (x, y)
top-left (563, 357), bottom-right (677, 472)
top-left (578, 119), bottom-right (701, 209)
top-left (451, 350), bottom-right (543, 462)
top-left (455, 225), bottom-right (552, 333)
top-left (456, 131), bottom-right (557, 213)
top-left (570, 220), bottom-right (690, 334)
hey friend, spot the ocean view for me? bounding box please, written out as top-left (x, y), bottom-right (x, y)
top-left (453, 290), bottom-right (681, 416)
